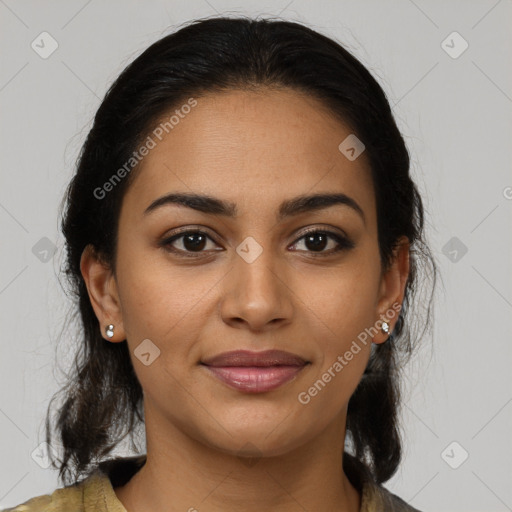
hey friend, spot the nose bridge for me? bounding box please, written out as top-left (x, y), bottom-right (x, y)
top-left (239, 239), bottom-right (278, 286)
top-left (235, 235), bottom-right (282, 300)
top-left (221, 233), bottom-right (293, 329)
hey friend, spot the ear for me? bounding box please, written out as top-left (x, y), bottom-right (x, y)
top-left (80, 244), bottom-right (126, 343)
top-left (373, 236), bottom-right (410, 344)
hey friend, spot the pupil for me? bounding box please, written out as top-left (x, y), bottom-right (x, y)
top-left (184, 233), bottom-right (206, 251)
top-left (305, 233), bottom-right (327, 251)
top-left (181, 233), bottom-right (329, 252)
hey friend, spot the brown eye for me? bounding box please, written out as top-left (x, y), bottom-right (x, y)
top-left (290, 229), bottom-right (354, 256)
top-left (159, 227), bottom-right (354, 259)
top-left (179, 232), bottom-right (208, 251)
top-left (160, 230), bottom-right (221, 257)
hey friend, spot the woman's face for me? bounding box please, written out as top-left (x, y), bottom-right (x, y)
top-left (83, 87), bottom-right (408, 457)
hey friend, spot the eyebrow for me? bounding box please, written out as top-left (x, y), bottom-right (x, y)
top-left (143, 191), bottom-right (366, 225)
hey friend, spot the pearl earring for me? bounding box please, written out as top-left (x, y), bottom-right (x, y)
top-left (105, 324), bottom-right (115, 338)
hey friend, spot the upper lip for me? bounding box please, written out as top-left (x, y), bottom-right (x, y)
top-left (201, 350), bottom-right (308, 367)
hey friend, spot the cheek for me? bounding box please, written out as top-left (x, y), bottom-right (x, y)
top-left (293, 253), bottom-right (380, 386)
top-left (298, 259), bottom-right (381, 341)
top-left (115, 252), bottom-right (215, 398)
top-left (294, 274), bottom-right (375, 415)
top-left (116, 249), bottom-right (220, 341)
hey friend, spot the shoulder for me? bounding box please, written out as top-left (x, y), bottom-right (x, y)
top-left (2, 455), bottom-right (146, 512)
top-left (362, 479), bottom-right (422, 512)
top-left (344, 454), bottom-right (422, 512)
top-left (1, 473), bottom-right (104, 512)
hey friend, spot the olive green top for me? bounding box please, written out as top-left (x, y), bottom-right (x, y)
top-left (3, 454), bottom-right (421, 511)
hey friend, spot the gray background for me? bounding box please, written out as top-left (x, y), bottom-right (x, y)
top-left (1, 1), bottom-right (511, 511)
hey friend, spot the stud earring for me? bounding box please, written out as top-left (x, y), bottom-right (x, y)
top-left (381, 321), bottom-right (390, 335)
top-left (105, 324), bottom-right (115, 338)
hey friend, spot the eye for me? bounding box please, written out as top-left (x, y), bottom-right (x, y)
top-left (289, 228), bottom-right (355, 256)
top-left (160, 229), bottom-right (221, 257)
top-left (159, 227), bottom-right (355, 258)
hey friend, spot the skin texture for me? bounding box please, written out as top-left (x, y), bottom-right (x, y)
top-left (81, 87), bottom-right (410, 512)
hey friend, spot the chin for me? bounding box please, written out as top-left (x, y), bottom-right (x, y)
top-left (203, 420), bottom-right (310, 460)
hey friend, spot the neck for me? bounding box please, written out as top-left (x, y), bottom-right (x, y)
top-left (114, 404), bottom-right (361, 512)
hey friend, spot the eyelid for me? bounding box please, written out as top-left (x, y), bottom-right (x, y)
top-left (293, 224), bottom-right (350, 241)
top-left (161, 224), bottom-right (349, 243)
top-left (159, 224), bottom-right (354, 257)
top-left (288, 227), bottom-right (355, 256)
top-left (160, 225), bottom-right (223, 244)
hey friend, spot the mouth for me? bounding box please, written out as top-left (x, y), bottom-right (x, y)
top-left (200, 350), bottom-right (310, 393)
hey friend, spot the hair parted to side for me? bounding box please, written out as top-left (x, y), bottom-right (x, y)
top-left (46, 15), bottom-right (437, 486)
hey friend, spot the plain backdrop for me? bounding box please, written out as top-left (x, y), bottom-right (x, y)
top-left (1, 1), bottom-right (511, 511)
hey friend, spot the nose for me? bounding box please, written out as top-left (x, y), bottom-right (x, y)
top-left (220, 243), bottom-right (294, 332)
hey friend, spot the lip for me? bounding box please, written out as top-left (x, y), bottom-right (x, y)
top-left (201, 349), bottom-right (307, 367)
top-left (201, 350), bottom-right (309, 394)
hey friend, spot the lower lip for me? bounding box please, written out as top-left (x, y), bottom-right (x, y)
top-left (202, 364), bottom-right (306, 393)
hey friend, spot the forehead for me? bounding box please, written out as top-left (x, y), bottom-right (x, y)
top-left (122, 87), bottom-right (375, 224)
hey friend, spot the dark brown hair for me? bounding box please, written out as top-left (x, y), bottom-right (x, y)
top-left (46, 15), bottom-right (437, 486)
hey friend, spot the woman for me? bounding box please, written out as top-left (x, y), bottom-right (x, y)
top-left (6, 15), bottom-right (436, 512)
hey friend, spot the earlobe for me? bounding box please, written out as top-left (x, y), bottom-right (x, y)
top-left (79, 244), bottom-right (125, 342)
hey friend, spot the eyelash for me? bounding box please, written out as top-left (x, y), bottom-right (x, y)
top-left (159, 227), bottom-right (355, 259)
